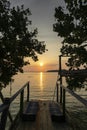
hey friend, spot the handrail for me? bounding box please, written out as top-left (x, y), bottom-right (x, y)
top-left (0, 81), bottom-right (30, 130)
top-left (56, 83), bottom-right (87, 118)
top-left (60, 84), bottom-right (87, 107)
top-left (10, 81), bottom-right (29, 103)
top-left (66, 87), bottom-right (87, 107)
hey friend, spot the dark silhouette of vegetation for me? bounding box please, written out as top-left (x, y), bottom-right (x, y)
top-left (0, 0), bottom-right (46, 90)
top-left (53, 0), bottom-right (87, 70)
top-left (54, 0), bottom-right (87, 90)
top-left (66, 75), bottom-right (87, 91)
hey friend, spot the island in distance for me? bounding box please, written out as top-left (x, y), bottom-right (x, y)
top-left (47, 70), bottom-right (59, 72)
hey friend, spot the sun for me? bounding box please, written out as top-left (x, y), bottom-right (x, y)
top-left (40, 62), bottom-right (44, 67)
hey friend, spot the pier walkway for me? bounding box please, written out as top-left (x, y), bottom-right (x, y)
top-left (1, 81), bottom-right (87, 130)
top-left (14, 100), bottom-right (72, 130)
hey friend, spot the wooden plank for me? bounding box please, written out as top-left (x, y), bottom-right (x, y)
top-left (37, 101), bottom-right (53, 130)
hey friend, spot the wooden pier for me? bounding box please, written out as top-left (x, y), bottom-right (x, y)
top-left (0, 81), bottom-right (87, 130)
top-left (12, 100), bottom-right (72, 130)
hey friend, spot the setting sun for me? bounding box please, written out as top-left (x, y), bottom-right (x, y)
top-left (40, 62), bottom-right (44, 67)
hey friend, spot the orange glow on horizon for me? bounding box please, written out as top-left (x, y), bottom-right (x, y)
top-left (23, 58), bottom-right (68, 72)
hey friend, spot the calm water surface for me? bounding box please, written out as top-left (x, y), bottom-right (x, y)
top-left (2, 72), bottom-right (58, 100)
top-left (2, 72), bottom-right (87, 100)
top-left (1, 72), bottom-right (87, 130)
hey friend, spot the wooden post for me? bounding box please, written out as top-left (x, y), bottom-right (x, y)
top-left (60, 77), bottom-right (63, 104)
top-left (0, 98), bottom-right (10, 130)
top-left (56, 83), bottom-right (58, 102)
top-left (27, 82), bottom-right (29, 102)
top-left (20, 90), bottom-right (24, 116)
top-left (59, 55), bottom-right (62, 103)
top-left (59, 55), bottom-right (62, 74)
top-left (63, 87), bottom-right (65, 118)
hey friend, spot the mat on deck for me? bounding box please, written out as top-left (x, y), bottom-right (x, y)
top-left (49, 102), bottom-right (65, 122)
top-left (22, 101), bottom-right (39, 121)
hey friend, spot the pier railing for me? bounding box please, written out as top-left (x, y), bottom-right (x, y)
top-left (57, 55), bottom-right (87, 122)
top-left (56, 82), bottom-right (87, 118)
top-left (0, 81), bottom-right (30, 130)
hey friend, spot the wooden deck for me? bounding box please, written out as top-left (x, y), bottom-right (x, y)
top-left (13, 100), bottom-right (72, 130)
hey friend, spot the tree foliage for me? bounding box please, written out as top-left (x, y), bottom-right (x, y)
top-left (0, 0), bottom-right (46, 90)
top-left (66, 75), bottom-right (87, 91)
top-left (53, 0), bottom-right (87, 70)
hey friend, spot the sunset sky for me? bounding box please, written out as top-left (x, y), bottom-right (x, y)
top-left (11, 0), bottom-right (67, 72)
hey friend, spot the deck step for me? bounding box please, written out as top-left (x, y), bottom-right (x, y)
top-left (22, 101), bottom-right (39, 121)
top-left (49, 102), bottom-right (65, 122)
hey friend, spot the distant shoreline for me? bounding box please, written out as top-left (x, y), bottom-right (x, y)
top-left (46, 70), bottom-right (59, 72)
top-left (23, 70), bottom-right (59, 73)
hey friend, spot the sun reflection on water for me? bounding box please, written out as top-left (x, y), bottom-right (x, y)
top-left (40, 72), bottom-right (43, 90)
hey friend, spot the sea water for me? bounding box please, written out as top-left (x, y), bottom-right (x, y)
top-left (2, 72), bottom-right (58, 100)
top-left (1, 72), bottom-right (87, 130)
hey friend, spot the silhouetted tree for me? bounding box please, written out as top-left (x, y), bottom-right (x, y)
top-left (53, 0), bottom-right (87, 70)
top-left (0, 0), bottom-right (46, 90)
top-left (66, 75), bottom-right (87, 91)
